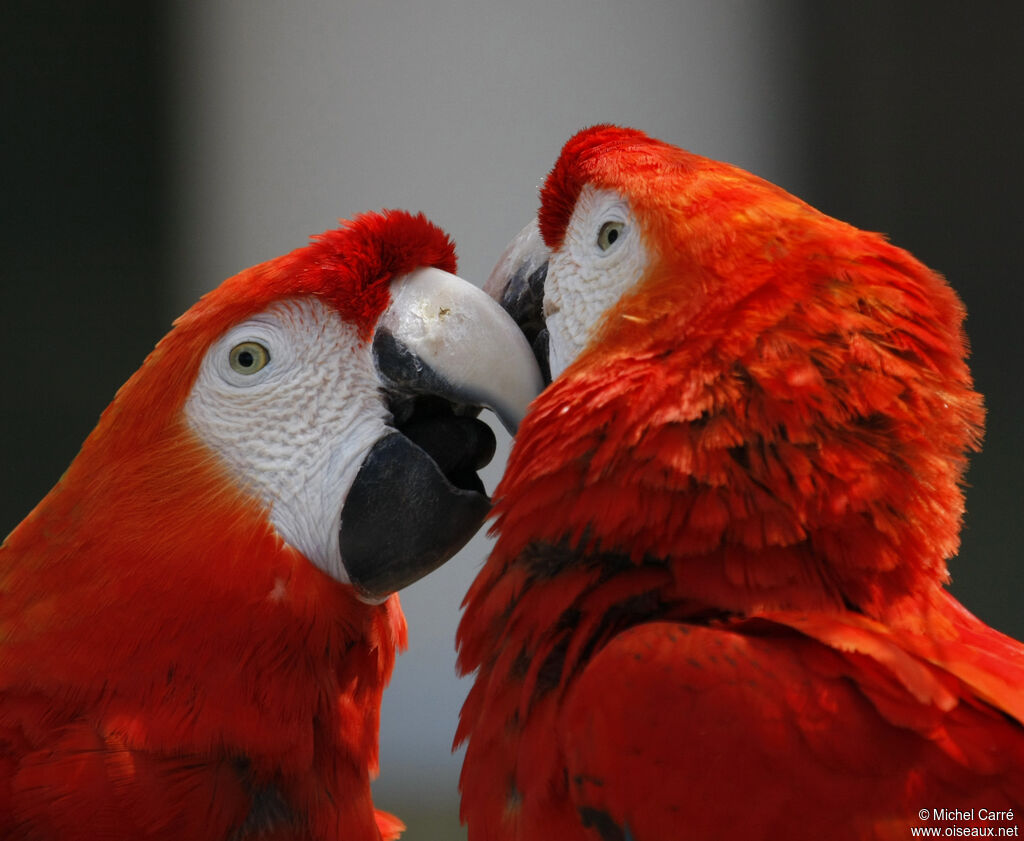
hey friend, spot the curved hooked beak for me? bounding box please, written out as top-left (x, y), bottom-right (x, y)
top-left (483, 218), bottom-right (553, 385)
top-left (378, 267), bottom-right (544, 435)
top-left (341, 267), bottom-right (544, 600)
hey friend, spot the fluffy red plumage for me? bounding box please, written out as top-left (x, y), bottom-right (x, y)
top-left (0, 210), bottom-right (457, 839)
top-left (457, 127), bottom-right (1024, 840)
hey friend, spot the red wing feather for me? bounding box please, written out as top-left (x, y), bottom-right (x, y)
top-left (559, 620), bottom-right (1024, 841)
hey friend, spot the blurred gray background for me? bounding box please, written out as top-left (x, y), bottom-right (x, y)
top-left (3, 2), bottom-right (1022, 838)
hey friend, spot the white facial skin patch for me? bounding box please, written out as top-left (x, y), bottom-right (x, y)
top-left (185, 297), bottom-right (389, 584)
top-left (544, 185), bottom-right (650, 379)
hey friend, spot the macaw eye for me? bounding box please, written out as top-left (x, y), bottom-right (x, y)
top-left (229, 341), bottom-right (270, 374)
top-left (597, 221), bottom-right (624, 251)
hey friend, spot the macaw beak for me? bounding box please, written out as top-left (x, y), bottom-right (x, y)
top-left (483, 218), bottom-right (553, 385)
top-left (341, 267), bottom-right (544, 600)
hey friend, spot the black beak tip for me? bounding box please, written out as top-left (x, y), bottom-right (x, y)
top-left (492, 258), bottom-right (551, 385)
top-left (500, 260), bottom-right (548, 345)
top-left (532, 327), bottom-right (551, 386)
top-left (339, 432), bottom-right (491, 599)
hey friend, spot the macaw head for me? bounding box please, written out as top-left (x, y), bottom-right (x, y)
top-left (484, 125), bottom-right (984, 617)
top-left (16, 210), bottom-right (542, 603)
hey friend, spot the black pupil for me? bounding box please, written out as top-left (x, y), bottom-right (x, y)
top-left (606, 227), bottom-right (619, 244)
top-left (238, 349), bottom-right (255, 368)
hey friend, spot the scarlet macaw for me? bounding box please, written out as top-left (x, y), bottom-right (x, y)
top-left (0, 210), bottom-right (541, 840)
top-left (457, 126), bottom-right (1024, 840)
